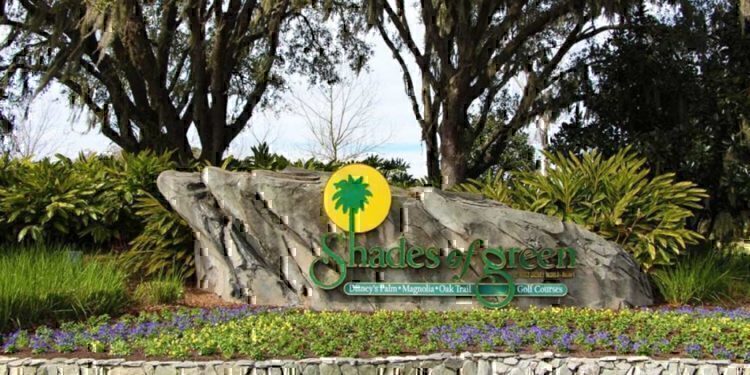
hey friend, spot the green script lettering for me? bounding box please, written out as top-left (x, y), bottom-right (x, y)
top-left (309, 233), bottom-right (347, 289)
top-left (406, 246), bottom-right (425, 268)
top-left (424, 247), bottom-right (441, 269)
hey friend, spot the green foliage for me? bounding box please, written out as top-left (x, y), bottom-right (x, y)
top-left (0, 243), bottom-right (129, 332)
top-left (652, 248), bottom-right (750, 305)
top-left (469, 121), bottom-right (537, 176)
top-left (124, 193), bottom-right (194, 278)
top-left (224, 142), bottom-right (422, 187)
top-left (5, 307), bottom-right (750, 361)
top-left (360, 155), bottom-right (419, 187)
top-left (454, 171), bottom-right (513, 204)
top-left (133, 275), bottom-right (185, 306)
top-left (243, 143), bottom-right (292, 171)
top-left (0, 151), bottom-right (194, 278)
top-left (651, 253), bottom-right (736, 305)
top-left (552, 2), bottom-right (750, 247)
top-left (0, 146), bottom-right (424, 279)
top-left (0, 151), bottom-right (175, 245)
top-left (456, 149), bottom-right (707, 269)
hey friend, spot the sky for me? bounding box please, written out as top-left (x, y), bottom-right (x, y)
top-left (20, 16), bottom-right (549, 179)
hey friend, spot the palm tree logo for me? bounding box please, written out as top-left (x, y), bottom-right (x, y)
top-left (332, 174), bottom-right (373, 251)
top-left (323, 164), bottom-right (391, 238)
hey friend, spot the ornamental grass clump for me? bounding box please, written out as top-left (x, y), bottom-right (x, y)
top-left (133, 274), bottom-right (185, 306)
top-left (0, 243), bottom-right (129, 332)
top-left (652, 252), bottom-right (735, 305)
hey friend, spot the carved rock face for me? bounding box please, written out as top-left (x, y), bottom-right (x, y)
top-left (158, 167), bottom-right (653, 310)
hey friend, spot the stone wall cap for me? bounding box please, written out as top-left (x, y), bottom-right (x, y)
top-left (201, 361), bottom-right (226, 366)
top-left (153, 361), bottom-right (182, 366)
top-left (707, 360), bottom-right (731, 365)
top-left (8, 358), bottom-right (30, 366)
top-left (173, 361), bottom-right (201, 368)
top-left (676, 358), bottom-right (701, 365)
top-left (93, 359), bottom-right (125, 366)
top-left (386, 356), bottom-right (418, 363)
top-left (536, 352), bottom-right (555, 360)
top-left (231, 360), bottom-right (255, 367)
top-left (626, 356), bottom-right (651, 362)
top-left (297, 358), bottom-right (322, 365)
top-left (254, 359), bottom-right (285, 368)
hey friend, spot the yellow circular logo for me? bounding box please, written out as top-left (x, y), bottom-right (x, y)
top-left (323, 164), bottom-right (391, 233)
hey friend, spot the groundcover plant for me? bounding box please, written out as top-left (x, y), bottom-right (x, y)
top-left (1, 306), bottom-right (748, 362)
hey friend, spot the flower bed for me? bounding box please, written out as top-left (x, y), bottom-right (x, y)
top-left (1, 306), bottom-right (748, 362)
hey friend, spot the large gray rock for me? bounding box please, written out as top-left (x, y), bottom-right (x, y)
top-left (157, 167), bottom-right (653, 310)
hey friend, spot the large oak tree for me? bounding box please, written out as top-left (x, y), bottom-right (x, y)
top-left (0, 0), bottom-right (368, 164)
top-left (363, 0), bottom-right (638, 187)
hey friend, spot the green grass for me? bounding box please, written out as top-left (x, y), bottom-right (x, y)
top-left (134, 274), bottom-right (185, 306)
top-left (651, 252), bottom-right (746, 305)
top-left (0, 243), bottom-right (129, 332)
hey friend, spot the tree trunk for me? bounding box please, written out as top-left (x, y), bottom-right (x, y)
top-left (439, 95), bottom-right (469, 189)
top-left (425, 136), bottom-right (441, 185)
top-left (199, 134), bottom-right (228, 166)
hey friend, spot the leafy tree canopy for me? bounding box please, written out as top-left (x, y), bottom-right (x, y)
top-left (552, 0), bottom-right (750, 244)
top-left (0, 0), bottom-right (370, 164)
top-left (358, 0), bottom-right (645, 187)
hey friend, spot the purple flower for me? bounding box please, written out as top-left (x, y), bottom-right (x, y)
top-left (52, 330), bottom-right (77, 352)
top-left (554, 333), bottom-right (576, 352)
top-left (1, 331), bottom-right (21, 353)
top-left (500, 326), bottom-right (523, 352)
top-left (712, 345), bottom-right (735, 360)
top-left (614, 335), bottom-right (632, 354)
top-left (686, 343), bottom-right (703, 358)
top-left (30, 335), bottom-right (51, 354)
top-left (655, 306), bottom-right (750, 320)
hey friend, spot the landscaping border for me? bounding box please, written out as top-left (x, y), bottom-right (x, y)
top-left (2, 353), bottom-right (749, 375)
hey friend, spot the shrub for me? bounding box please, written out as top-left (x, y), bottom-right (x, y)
top-left (0, 243), bottom-right (129, 331)
top-left (0, 151), bottom-right (175, 245)
top-left (123, 193), bottom-right (194, 278)
top-left (133, 274), bottom-right (185, 306)
top-left (456, 149), bottom-right (707, 270)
